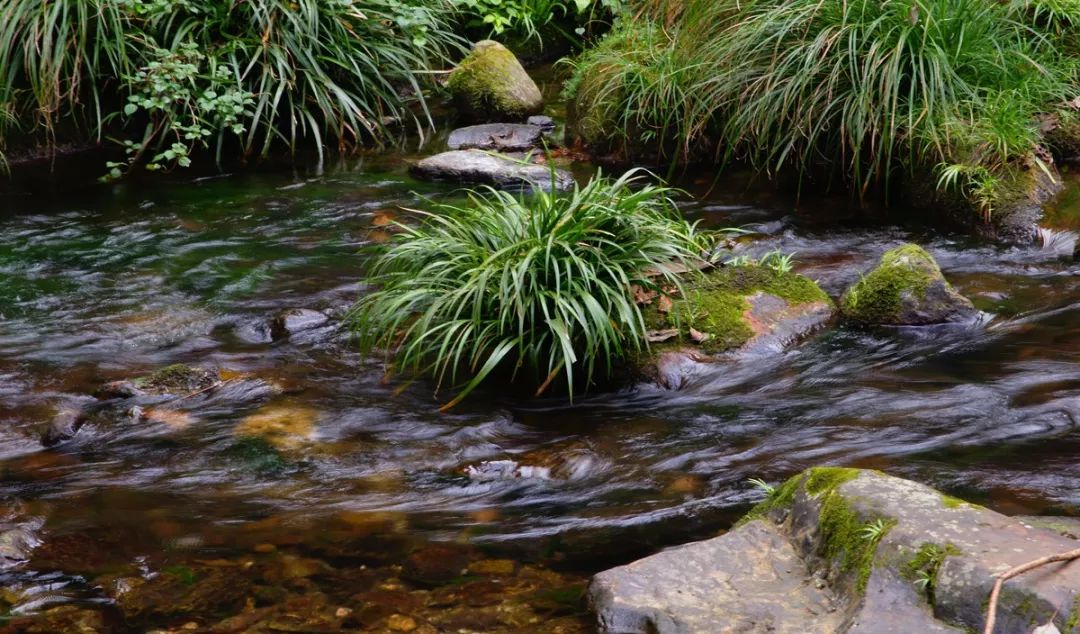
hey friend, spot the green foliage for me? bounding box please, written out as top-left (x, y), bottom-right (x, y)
top-left (454, 0), bottom-right (623, 47)
top-left (901, 542), bottom-right (961, 604)
top-left (563, 20), bottom-right (695, 159)
top-left (351, 169), bottom-right (711, 408)
top-left (0, 0), bottom-right (462, 174)
top-left (747, 477), bottom-right (775, 495)
top-left (566, 0), bottom-right (1077, 213)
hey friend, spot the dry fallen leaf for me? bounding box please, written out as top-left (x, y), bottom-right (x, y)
top-left (646, 329), bottom-right (679, 343)
top-left (657, 295), bottom-right (673, 313)
top-left (631, 284), bottom-right (658, 305)
top-left (689, 327), bottom-right (711, 343)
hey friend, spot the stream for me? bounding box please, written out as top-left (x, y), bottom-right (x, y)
top-left (1, 152), bottom-right (1080, 632)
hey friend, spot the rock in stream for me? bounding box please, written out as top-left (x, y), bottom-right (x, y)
top-left (591, 468), bottom-right (1080, 633)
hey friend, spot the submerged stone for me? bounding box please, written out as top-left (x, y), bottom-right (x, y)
top-left (840, 244), bottom-right (976, 325)
top-left (410, 149), bottom-right (574, 192)
top-left (447, 40), bottom-right (543, 122)
top-left (270, 308), bottom-right (331, 341)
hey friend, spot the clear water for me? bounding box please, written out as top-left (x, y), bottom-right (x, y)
top-left (2, 152), bottom-right (1080, 630)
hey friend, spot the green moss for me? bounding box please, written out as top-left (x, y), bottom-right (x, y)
top-left (805, 467), bottom-right (861, 495)
top-left (901, 542), bottom-right (961, 605)
top-left (815, 485), bottom-right (893, 593)
top-left (645, 265), bottom-right (831, 353)
top-left (1064, 593), bottom-right (1080, 632)
top-left (737, 472), bottom-right (804, 527)
top-left (940, 493), bottom-right (967, 509)
top-left (841, 244), bottom-right (947, 324)
top-left (447, 40), bottom-right (542, 120)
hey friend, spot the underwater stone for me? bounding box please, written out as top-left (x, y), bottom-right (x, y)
top-left (447, 40), bottom-right (543, 122)
top-left (840, 244), bottom-right (976, 325)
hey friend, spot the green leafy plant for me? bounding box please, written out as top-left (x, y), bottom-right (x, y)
top-left (351, 169), bottom-right (712, 409)
top-left (757, 250), bottom-right (795, 274)
top-left (455, 0), bottom-right (622, 47)
top-left (859, 518), bottom-right (890, 542)
top-left (0, 0), bottom-right (462, 174)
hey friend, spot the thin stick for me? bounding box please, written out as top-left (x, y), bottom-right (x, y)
top-left (983, 548), bottom-right (1080, 634)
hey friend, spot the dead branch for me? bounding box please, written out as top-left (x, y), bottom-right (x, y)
top-left (983, 548), bottom-right (1080, 634)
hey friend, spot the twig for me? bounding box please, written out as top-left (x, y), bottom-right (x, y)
top-left (983, 548), bottom-right (1080, 634)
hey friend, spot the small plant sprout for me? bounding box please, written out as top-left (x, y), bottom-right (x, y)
top-left (860, 518), bottom-right (890, 542)
top-left (747, 478), bottom-right (776, 495)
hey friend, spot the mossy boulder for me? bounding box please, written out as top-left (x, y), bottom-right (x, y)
top-left (592, 468), bottom-right (1080, 633)
top-left (636, 265), bottom-right (834, 389)
top-left (447, 41), bottom-right (543, 122)
top-left (840, 244), bottom-right (975, 326)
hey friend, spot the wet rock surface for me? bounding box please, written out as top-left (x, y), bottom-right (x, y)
top-left (410, 149), bottom-right (574, 192)
top-left (841, 244), bottom-right (976, 325)
top-left (447, 123), bottom-right (549, 152)
top-left (591, 468), bottom-right (1080, 633)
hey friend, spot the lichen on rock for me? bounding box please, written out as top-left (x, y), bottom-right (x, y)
top-left (447, 40), bottom-right (543, 122)
top-left (840, 244), bottom-right (976, 325)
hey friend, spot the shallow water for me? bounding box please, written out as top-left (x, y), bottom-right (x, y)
top-left (1, 152), bottom-right (1080, 631)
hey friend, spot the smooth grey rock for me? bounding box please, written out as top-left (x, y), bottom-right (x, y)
top-left (591, 519), bottom-right (844, 634)
top-left (410, 149), bottom-right (574, 192)
top-left (527, 115), bottom-right (556, 132)
top-left (782, 470), bottom-right (1080, 633)
top-left (447, 123), bottom-right (546, 152)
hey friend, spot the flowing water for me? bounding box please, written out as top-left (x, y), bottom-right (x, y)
top-left (1, 152), bottom-right (1080, 632)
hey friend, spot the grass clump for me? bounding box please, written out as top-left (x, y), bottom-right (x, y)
top-left (351, 169), bottom-right (712, 408)
top-left (0, 0), bottom-right (462, 175)
top-left (566, 0), bottom-right (1077, 214)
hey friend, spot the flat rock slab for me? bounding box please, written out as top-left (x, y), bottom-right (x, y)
top-left (591, 519), bottom-right (844, 633)
top-left (447, 123), bottom-right (547, 151)
top-left (410, 150), bottom-right (574, 193)
top-left (591, 469), bottom-right (1080, 633)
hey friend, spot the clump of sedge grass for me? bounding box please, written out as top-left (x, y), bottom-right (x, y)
top-left (351, 169), bottom-right (712, 409)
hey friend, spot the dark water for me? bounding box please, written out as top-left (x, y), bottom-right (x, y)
top-left (1, 153), bottom-right (1080, 631)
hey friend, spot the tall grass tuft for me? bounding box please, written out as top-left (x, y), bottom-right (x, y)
top-left (352, 170), bottom-right (711, 408)
top-left (0, 0), bottom-right (462, 167)
top-left (566, 0), bottom-right (1077, 209)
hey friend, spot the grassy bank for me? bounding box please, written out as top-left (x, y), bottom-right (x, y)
top-left (565, 0), bottom-right (1080, 215)
top-left (0, 0), bottom-right (463, 176)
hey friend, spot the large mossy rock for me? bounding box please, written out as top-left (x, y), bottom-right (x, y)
top-left (447, 40), bottom-right (543, 122)
top-left (638, 266), bottom-right (834, 389)
top-left (591, 468), bottom-right (1080, 633)
top-left (840, 244), bottom-right (975, 326)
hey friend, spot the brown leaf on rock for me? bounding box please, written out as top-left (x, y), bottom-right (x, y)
top-left (689, 327), bottom-right (711, 343)
top-left (646, 329), bottom-right (679, 343)
top-left (631, 284), bottom-right (658, 305)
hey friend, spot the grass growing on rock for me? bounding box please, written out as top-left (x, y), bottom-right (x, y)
top-left (351, 170), bottom-right (713, 408)
top-left (901, 542), bottom-right (961, 605)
